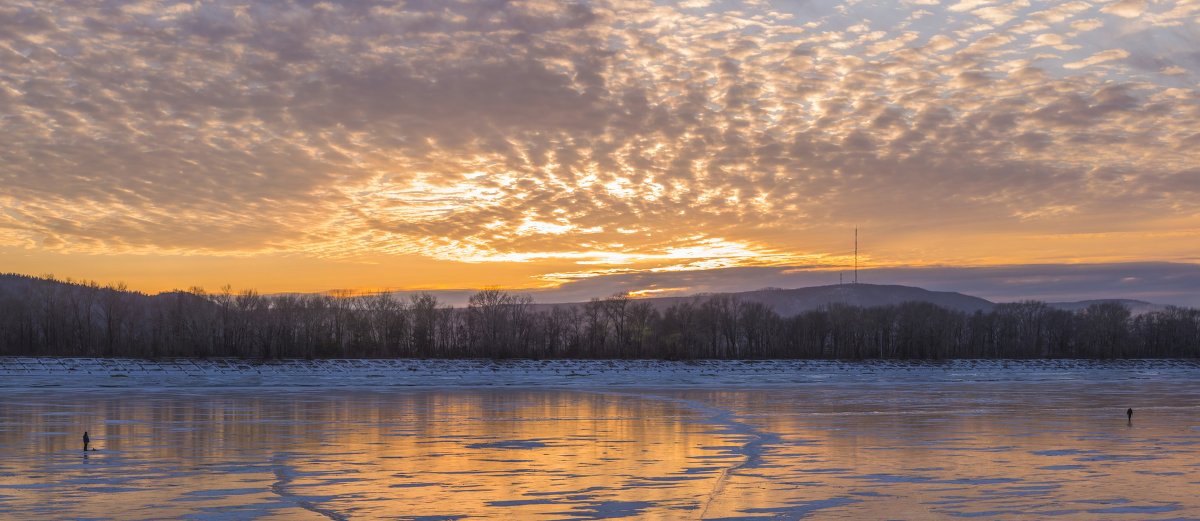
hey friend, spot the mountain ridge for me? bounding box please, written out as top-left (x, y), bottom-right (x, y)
top-left (529, 283), bottom-right (1168, 316)
top-left (0, 273), bottom-right (1170, 315)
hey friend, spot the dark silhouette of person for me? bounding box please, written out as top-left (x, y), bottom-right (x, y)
top-left (1127, 408), bottom-right (1133, 423)
top-left (83, 431), bottom-right (90, 451)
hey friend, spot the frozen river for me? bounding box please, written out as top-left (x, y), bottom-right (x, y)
top-left (1, 359), bottom-right (1198, 520)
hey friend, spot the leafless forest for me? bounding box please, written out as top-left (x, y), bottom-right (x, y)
top-left (2, 274), bottom-right (1197, 359)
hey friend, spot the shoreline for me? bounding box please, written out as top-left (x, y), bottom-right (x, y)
top-left (3, 357), bottom-right (1198, 389)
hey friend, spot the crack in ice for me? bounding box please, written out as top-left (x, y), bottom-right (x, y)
top-left (591, 390), bottom-right (779, 520)
top-left (269, 453), bottom-right (348, 521)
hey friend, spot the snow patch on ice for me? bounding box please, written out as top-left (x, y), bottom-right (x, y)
top-left (2, 358), bottom-right (1197, 389)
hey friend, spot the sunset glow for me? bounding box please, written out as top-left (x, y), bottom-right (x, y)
top-left (2, 1), bottom-right (1198, 301)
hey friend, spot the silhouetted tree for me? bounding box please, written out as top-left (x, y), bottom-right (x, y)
top-left (3, 273), bottom-right (1199, 360)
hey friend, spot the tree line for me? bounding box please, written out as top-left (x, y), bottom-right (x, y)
top-left (1, 274), bottom-right (1198, 359)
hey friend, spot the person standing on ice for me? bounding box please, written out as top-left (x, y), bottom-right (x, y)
top-left (83, 431), bottom-right (90, 451)
top-left (1127, 408), bottom-right (1133, 424)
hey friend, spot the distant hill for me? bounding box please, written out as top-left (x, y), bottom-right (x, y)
top-left (755, 284), bottom-right (1000, 314)
top-left (537, 285), bottom-right (1172, 317)
top-left (527, 283), bottom-right (996, 316)
top-left (0, 274), bottom-right (1170, 318)
top-left (647, 284), bottom-right (996, 315)
top-left (0, 273), bottom-right (214, 312)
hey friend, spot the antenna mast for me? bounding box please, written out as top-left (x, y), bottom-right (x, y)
top-left (854, 227), bottom-right (858, 284)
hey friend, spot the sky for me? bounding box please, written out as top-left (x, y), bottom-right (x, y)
top-left (2, 0), bottom-right (1199, 304)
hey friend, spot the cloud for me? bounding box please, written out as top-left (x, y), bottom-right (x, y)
top-left (1063, 49), bottom-right (1131, 69)
top-left (1030, 33), bottom-right (1080, 51)
top-left (948, 0), bottom-right (995, 14)
top-left (1100, 0), bottom-right (1148, 18)
top-left (1, 0), bottom-right (1198, 295)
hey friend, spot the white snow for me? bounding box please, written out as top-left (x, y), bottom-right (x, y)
top-left (0, 357), bottom-right (1196, 388)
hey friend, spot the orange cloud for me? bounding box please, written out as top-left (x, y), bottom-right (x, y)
top-left (1, 0), bottom-right (1197, 294)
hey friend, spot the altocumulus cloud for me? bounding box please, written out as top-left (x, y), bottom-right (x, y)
top-left (1, 0), bottom-right (1198, 288)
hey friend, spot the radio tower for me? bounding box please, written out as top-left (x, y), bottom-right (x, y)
top-left (854, 227), bottom-right (858, 284)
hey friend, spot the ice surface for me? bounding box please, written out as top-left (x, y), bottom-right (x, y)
top-left (1, 359), bottom-right (1198, 519)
